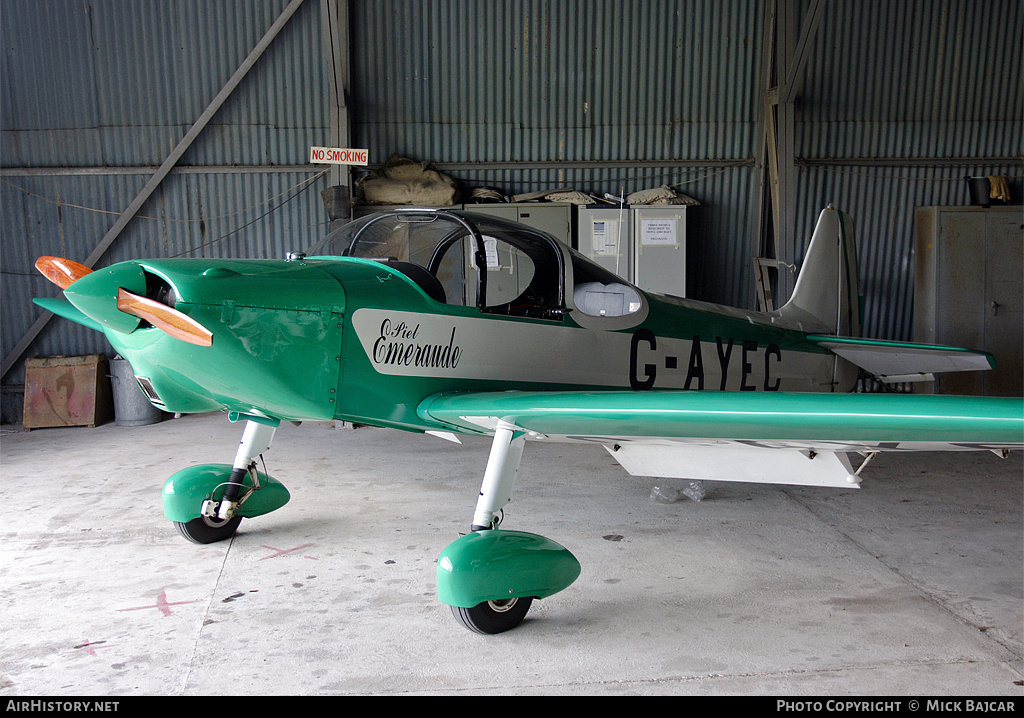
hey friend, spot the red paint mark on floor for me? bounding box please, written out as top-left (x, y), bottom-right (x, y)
top-left (259, 543), bottom-right (317, 560)
top-left (117, 589), bottom-right (203, 616)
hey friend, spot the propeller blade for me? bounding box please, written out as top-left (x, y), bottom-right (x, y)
top-left (116, 288), bottom-right (213, 347)
top-left (35, 256), bottom-right (93, 289)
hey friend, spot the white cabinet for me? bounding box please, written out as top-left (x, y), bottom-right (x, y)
top-left (631, 206), bottom-right (687, 298)
top-left (578, 205), bottom-right (687, 297)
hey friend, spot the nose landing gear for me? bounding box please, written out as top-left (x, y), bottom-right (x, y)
top-left (162, 417), bottom-right (290, 544)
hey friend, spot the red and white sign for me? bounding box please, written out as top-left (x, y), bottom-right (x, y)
top-left (309, 146), bottom-right (369, 165)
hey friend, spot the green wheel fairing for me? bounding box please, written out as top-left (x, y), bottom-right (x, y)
top-left (437, 530), bottom-right (581, 608)
top-left (162, 463), bottom-right (290, 523)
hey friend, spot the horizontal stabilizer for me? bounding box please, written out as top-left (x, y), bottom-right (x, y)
top-left (812, 336), bottom-right (996, 382)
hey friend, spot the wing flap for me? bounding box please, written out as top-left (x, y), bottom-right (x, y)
top-left (607, 442), bottom-right (861, 488)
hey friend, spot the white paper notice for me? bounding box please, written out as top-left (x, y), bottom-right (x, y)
top-left (470, 237), bottom-right (502, 269)
top-left (592, 220), bottom-right (619, 256)
top-left (483, 237), bottom-right (500, 269)
top-left (640, 218), bottom-right (677, 246)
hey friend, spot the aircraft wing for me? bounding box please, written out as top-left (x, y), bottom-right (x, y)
top-left (419, 390), bottom-right (1023, 489)
top-left (810, 335), bottom-right (996, 383)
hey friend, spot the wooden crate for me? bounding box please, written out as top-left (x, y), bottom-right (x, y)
top-left (23, 354), bottom-right (114, 430)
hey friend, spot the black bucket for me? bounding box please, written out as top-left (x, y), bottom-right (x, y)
top-left (966, 176), bottom-right (991, 207)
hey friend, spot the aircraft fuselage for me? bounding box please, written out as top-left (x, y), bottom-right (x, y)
top-left (96, 253), bottom-right (844, 434)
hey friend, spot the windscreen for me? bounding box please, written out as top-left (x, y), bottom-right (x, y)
top-left (306, 211), bottom-right (470, 266)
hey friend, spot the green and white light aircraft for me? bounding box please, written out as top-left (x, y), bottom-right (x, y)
top-left (34, 205), bottom-right (1023, 634)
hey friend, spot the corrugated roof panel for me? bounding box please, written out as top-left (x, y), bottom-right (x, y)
top-left (1, 0), bottom-right (325, 168)
top-left (350, 0), bottom-right (762, 164)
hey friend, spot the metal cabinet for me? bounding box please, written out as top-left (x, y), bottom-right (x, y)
top-left (631, 206), bottom-right (687, 298)
top-left (914, 206), bottom-right (1023, 396)
top-left (577, 205), bottom-right (687, 297)
top-left (577, 206), bottom-right (633, 280)
top-left (462, 202), bottom-right (574, 247)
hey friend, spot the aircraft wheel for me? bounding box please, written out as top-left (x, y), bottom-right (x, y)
top-left (174, 514), bottom-right (242, 544)
top-left (450, 597), bottom-right (534, 634)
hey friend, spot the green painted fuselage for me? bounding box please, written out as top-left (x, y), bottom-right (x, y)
top-left (91, 253), bottom-right (836, 434)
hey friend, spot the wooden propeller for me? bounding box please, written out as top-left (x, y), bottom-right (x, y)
top-left (35, 256), bottom-right (93, 289)
top-left (36, 255), bottom-right (212, 347)
top-left (116, 287), bottom-right (213, 347)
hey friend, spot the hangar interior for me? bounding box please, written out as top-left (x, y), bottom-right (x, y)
top-left (0, 0), bottom-right (1021, 696)
top-left (3, 0), bottom-right (1022, 417)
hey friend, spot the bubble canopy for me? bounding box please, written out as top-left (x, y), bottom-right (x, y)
top-left (306, 208), bottom-right (642, 321)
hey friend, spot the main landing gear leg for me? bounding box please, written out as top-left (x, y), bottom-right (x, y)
top-left (471, 421), bottom-right (526, 531)
top-left (457, 422), bottom-right (533, 633)
top-left (438, 422), bottom-right (581, 634)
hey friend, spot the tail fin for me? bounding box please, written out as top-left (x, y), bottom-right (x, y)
top-left (774, 206), bottom-right (861, 337)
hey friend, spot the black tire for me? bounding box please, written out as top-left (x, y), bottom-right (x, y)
top-left (174, 514), bottom-right (242, 544)
top-left (450, 597), bottom-right (534, 634)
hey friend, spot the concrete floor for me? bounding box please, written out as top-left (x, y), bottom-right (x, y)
top-left (1, 412), bottom-right (1021, 696)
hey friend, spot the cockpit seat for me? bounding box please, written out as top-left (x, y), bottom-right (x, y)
top-left (383, 259), bottom-right (447, 304)
top-left (573, 281), bottom-right (642, 317)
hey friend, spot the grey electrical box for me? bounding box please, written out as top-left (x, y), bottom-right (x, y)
top-left (462, 202), bottom-right (574, 247)
top-left (632, 206), bottom-right (687, 297)
top-left (577, 206), bottom-right (633, 281)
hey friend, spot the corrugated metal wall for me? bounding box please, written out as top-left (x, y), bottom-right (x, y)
top-left (785, 0), bottom-right (1023, 341)
top-left (349, 0), bottom-right (1020, 338)
top-left (2, 0), bottom-right (1021, 423)
top-left (351, 0), bottom-right (760, 161)
top-left (1, 0), bottom-right (331, 422)
top-left (348, 0), bottom-right (765, 306)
